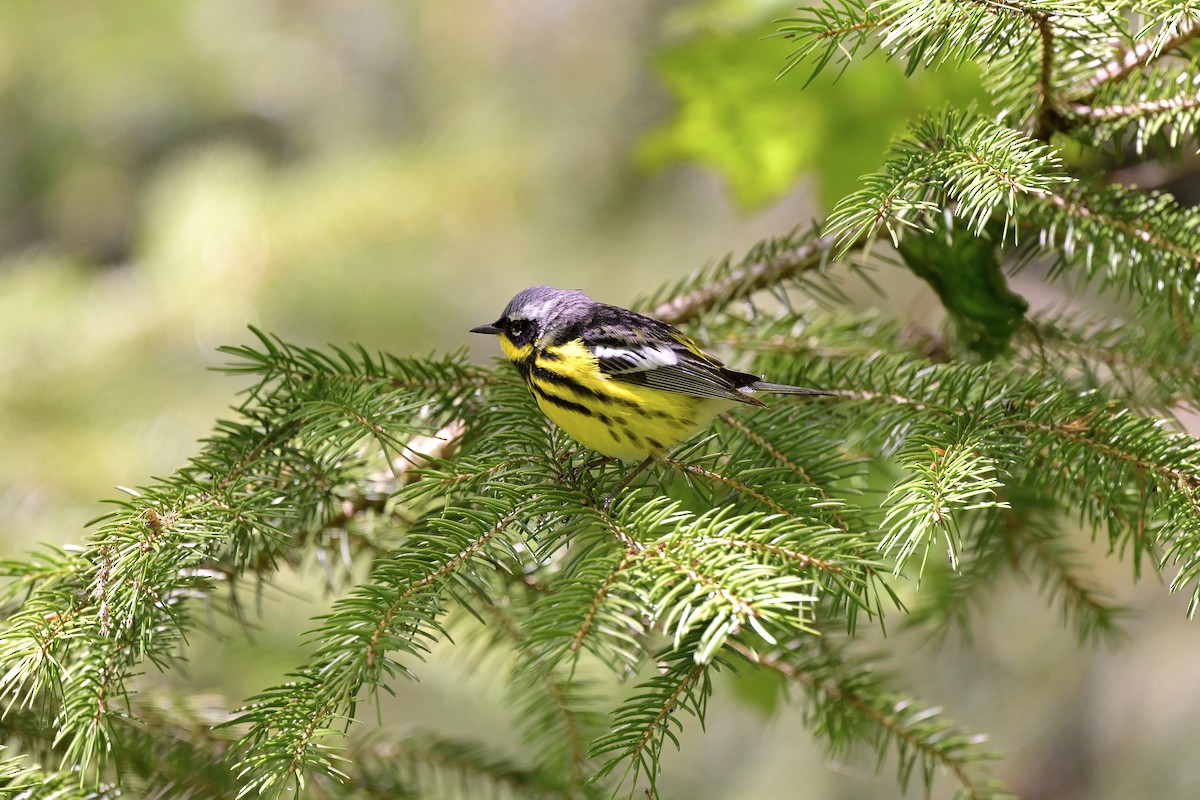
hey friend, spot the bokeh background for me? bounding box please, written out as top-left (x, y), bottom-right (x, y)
top-left (2, 1), bottom-right (1199, 797)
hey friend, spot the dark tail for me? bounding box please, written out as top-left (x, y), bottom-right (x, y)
top-left (751, 381), bottom-right (836, 396)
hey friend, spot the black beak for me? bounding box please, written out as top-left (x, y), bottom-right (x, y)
top-left (470, 322), bottom-right (502, 335)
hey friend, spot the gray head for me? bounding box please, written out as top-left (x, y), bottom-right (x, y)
top-left (470, 286), bottom-right (596, 348)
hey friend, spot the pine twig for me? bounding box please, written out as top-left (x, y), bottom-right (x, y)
top-left (1071, 15), bottom-right (1200, 100)
top-left (1067, 91), bottom-right (1200, 122)
top-left (1031, 12), bottom-right (1062, 140)
top-left (650, 233), bottom-right (845, 325)
top-left (727, 641), bottom-right (1003, 800)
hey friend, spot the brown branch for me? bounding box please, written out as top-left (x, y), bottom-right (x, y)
top-left (1068, 91), bottom-right (1200, 123)
top-left (1037, 191), bottom-right (1200, 268)
top-left (662, 459), bottom-right (797, 518)
top-left (1031, 12), bottom-right (1063, 140)
top-left (1073, 16), bottom-right (1200, 101)
top-left (649, 233), bottom-right (846, 326)
top-left (718, 412), bottom-right (855, 536)
top-left (693, 536), bottom-right (840, 572)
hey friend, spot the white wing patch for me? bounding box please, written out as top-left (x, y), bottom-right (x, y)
top-left (593, 344), bottom-right (679, 373)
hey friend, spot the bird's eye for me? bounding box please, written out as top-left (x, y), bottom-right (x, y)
top-left (506, 319), bottom-right (535, 346)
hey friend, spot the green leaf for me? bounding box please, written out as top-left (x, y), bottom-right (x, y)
top-left (896, 223), bottom-right (1029, 358)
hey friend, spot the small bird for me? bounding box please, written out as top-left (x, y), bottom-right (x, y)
top-left (470, 286), bottom-right (830, 468)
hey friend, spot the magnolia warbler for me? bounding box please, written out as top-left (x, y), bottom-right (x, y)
top-left (470, 286), bottom-right (830, 466)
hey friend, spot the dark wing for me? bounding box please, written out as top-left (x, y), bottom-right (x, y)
top-left (584, 311), bottom-right (763, 406)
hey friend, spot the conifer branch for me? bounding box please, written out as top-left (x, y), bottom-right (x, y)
top-left (1007, 415), bottom-right (1200, 500)
top-left (729, 640), bottom-right (1008, 800)
top-left (718, 413), bottom-right (828, 492)
top-left (699, 535), bottom-right (842, 572)
top-left (466, 604), bottom-right (599, 792)
top-left (591, 503), bottom-right (645, 552)
top-left (717, 411), bottom-right (863, 540)
top-left (9, 6), bottom-right (1200, 796)
top-left (1014, 184), bottom-right (1200, 315)
top-left (779, 0), bottom-right (1088, 84)
top-left (1016, 312), bottom-right (1200, 410)
top-left (825, 110), bottom-right (1070, 248)
top-left (231, 492), bottom-right (536, 795)
top-left (1031, 11), bottom-right (1060, 139)
top-left (663, 458), bottom-right (798, 519)
top-left (1004, 508), bottom-right (1127, 644)
top-left (570, 554), bottom-right (632, 653)
top-left (626, 662), bottom-right (707, 771)
top-left (537, 675), bottom-right (590, 789)
top-left (1069, 90), bottom-right (1200, 122)
top-left (646, 231), bottom-right (846, 325)
top-left (881, 441), bottom-right (1008, 576)
top-left (591, 648), bottom-right (713, 798)
top-left (1060, 60), bottom-right (1200, 152)
top-left (1071, 12), bottom-right (1200, 99)
top-left (350, 735), bottom-right (566, 799)
top-left (776, 2), bottom-right (900, 82)
top-left (0, 754), bottom-right (121, 799)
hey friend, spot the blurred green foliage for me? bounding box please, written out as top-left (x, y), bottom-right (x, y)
top-left (640, 5), bottom-right (986, 209)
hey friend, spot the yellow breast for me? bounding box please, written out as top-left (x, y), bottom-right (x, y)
top-left (500, 337), bottom-right (730, 460)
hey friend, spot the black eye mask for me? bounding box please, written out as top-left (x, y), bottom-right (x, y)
top-left (505, 318), bottom-right (536, 347)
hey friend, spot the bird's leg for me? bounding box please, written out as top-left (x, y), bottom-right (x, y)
top-left (601, 456), bottom-right (654, 511)
top-left (561, 454), bottom-right (612, 483)
top-left (578, 455), bottom-right (611, 475)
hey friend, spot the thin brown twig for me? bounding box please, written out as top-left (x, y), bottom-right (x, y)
top-left (571, 554), bottom-right (632, 652)
top-left (1031, 12), bottom-right (1062, 140)
top-left (718, 412), bottom-right (854, 535)
top-left (1072, 16), bottom-right (1200, 101)
top-left (650, 233), bottom-right (846, 326)
top-left (627, 662), bottom-right (706, 771)
top-left (662, 459), bottom-right (796, 518)
top-left (1038, 190), bottom-right (1200, 268)
top-left (1068, 92), bottom-right (1200, 123)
